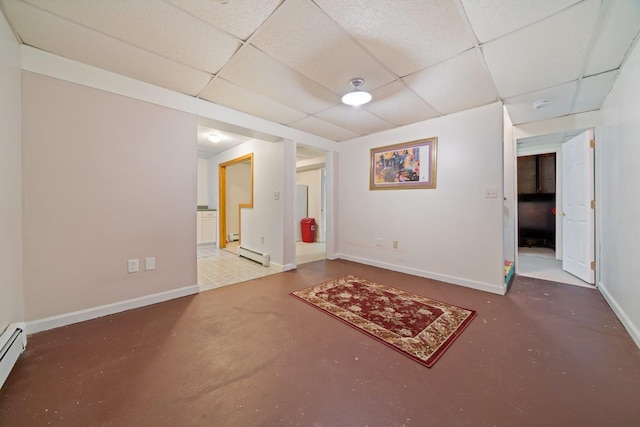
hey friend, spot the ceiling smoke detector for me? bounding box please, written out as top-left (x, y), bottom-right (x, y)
top-left (341, 78), bottom-right (372, 106)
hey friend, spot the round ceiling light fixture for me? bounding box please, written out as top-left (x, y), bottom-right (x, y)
top-left (208, 133), bottom-right (222, 143)
top-left (533, 99), bottom-right (550, 109)
top-left (341, 78), bottom-right (372, 106)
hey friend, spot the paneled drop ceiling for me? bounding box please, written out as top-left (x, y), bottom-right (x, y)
top-left (2, 0), bottom-right (639, 142)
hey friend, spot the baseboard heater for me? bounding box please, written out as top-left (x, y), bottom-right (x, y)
top-left (1, 323), bottom-right (27, 390)
top-left (238, 246), bottom-right (270, 267)
top-left (227, 233), bottom-right (240, 242)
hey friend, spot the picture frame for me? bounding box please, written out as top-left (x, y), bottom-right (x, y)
top-left (370, 137), bottom-right (438, 190)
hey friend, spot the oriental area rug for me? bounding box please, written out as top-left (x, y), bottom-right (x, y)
top-left (291, 275), bottom-right (476, 367)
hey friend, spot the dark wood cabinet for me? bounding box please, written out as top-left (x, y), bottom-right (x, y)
top-left (517, 154), bottom-right (556, 249)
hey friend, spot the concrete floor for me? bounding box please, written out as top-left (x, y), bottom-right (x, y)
top-left (2, 260), bottom-right (640, 426)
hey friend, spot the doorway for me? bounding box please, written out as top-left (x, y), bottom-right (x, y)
top-left (218, 153), bottom-right (253, 254)
top-left (295, 145), bottom-right (327, 265)
top-left (515, 129), bottom-right (595, 287)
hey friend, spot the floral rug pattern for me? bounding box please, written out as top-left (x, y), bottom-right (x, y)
top-left (291, 275), bottom-right (476, 367)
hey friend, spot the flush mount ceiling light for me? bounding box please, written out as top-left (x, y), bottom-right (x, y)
top-left (208, 133), bottom-right (222, 143)
top-left (341, 78), bottom-right (372, 106)
top-left (533, 99), bottom-right (550, 109)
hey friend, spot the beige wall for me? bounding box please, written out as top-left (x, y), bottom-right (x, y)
top-left (21, 72), bottom-right (197, 320)
top-left (597, 39), bottom-right (640, 347)
top-left (339, 102), bottom-right (506, 294)
top-left (0, 12), bottom-right (25, 331)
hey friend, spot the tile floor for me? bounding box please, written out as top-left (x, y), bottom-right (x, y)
top-left (197, 244), bottom-right (282, 292)
top-left (518, 247), bottom-right (592, 287)
top-left (197, 242), bottom-right (327, 292)
top-left (295, 241), bottom-right (325, 264)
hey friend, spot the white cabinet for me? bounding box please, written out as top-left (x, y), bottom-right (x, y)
top-left (197, 210), bottom-right (217, 244)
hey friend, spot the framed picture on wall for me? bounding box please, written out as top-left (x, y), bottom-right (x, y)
top-left (370, 137), bottom-right (438, 190)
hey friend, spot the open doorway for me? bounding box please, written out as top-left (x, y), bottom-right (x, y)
top-left (516, 129), bottom-right (595, 287)
top-left (295, 144), bottom-right (327, 265)
top-left (218, 153), bottom-right (253, 255)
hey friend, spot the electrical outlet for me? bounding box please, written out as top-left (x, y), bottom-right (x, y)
top-left (261, 237), bottom-right (264, 244)
top-left (127, 259), bottom-right (139, 274)
top-left (145, 257), bottom-right (156, 271)
top-left (393, 240), bottom-right (398, 249)
top-left (375, 238), bottom-right (383, 247)
top-left (484, 187), bottom-right (498, 198)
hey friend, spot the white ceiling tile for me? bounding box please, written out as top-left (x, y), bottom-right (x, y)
top-left (251, 0), bottom-right (396, 94)
top-left (504, 81), bottom-right (577, 125)
top-left (218, 45), bottom-right (337, 114)
top-left (314, 0), bottom-right (474, 77)
top-left (167, 0), bottom-right (283, 41)
top-left (404, 49), bottom-right (497, 115)
top-left (585, 0), bottom-right (640, 75)
top-left (315, 105), bottom-right (395, 135)
top-left (22, 0), bottom-right (240, 73)
top-left (572, 71), bottom-right (618, 114)
top-left (5, 0), bottom-right (211, 95)
top-left (364, 81), bottom-right (441, 126)
top-left (200, 78), bottom-right (308, 124)
top-left (288, 116), bottom-right (360, 142)
top-left (482, 0), bottom-right (600, 98)
top-left (197, 124), bottom-right (254, 158)
top-left (461, 0), bottom-right (581, 43)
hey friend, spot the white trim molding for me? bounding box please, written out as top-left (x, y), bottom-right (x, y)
top-left (26, 285), bottom-right (200, 335)
top-left (598, 282), bottom-right (640, 350)
top-left (335, 254), bottom-right (507, 295)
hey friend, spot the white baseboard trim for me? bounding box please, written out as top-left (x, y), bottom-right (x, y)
top-left (598, 281), bottom-right (640, 350)
top-left (282, 263), bottom-right (296, 271)
top-left (336, 253), bottom-right (506, 295)
top-left (26, 285), bottom-right (200, 335)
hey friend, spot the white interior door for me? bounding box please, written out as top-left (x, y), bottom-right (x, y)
top-left (561, 130), bottom-right (595, 284)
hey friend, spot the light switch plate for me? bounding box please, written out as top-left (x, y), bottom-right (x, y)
top-left (127, 259), bottom-right (139, 274)
top-left (145, 257), bottom-right (156, 271)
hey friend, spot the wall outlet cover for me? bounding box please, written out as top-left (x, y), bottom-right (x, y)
top-left (127, 259), bottom-right (139, 274)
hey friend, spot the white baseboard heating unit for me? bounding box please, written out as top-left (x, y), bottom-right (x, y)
top-left (1, 323), bottom-right (27, 390)
top-left (238, 246), bottom-right (270, 267)
top-left (227, 233), bottom-right (240, 242)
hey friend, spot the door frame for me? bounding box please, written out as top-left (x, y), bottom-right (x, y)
top-left (513, 129), bottom-right (596, 283)
top-left (218, 153), bottom-right (254, 249)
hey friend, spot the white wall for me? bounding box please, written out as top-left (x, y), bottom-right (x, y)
top-left (339, 102), bottom-right (506, 294)
top-left (197, 158), bottom-right (208, 206)
top-left (21, 72), bottom-right (198, 321)
top-left (209, 139), bottom-right (285, 267)
top-left (596, 40), bottom-right (640, 347)
top-left (0, 12), bottom-right (25, 332)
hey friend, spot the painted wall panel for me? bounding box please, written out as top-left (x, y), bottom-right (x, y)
top-left (339, 102), bottom-right (505, 294)
top-left (209, 139), bottom-right (284, 266)
top-left (0, 12), bottom-right (25, 331)
top-left (21, 72), bottom-right (197, 320)
top-left (597, 39), bottom-right (640, 347)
